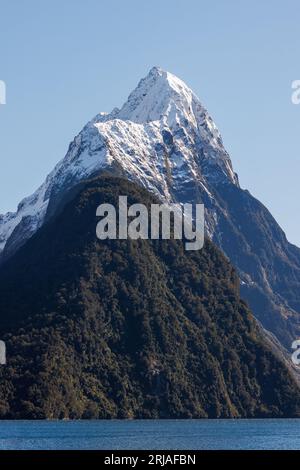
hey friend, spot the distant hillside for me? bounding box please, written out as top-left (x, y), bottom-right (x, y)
top-left (0, 176), bottom-right (299, 419)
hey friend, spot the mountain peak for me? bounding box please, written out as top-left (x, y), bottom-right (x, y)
top-left (0, 67), bottom-right (238, 259)
top-left (147, 65), bottom-right (164, 76)
top-left (117, 66), bottom-right (202, 128)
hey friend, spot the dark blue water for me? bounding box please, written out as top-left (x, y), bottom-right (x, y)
top-left (0, 419), bottom-right (299, 450)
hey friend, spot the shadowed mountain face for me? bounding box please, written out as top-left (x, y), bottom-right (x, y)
top-left (0, 176), bottom-right (299, 419)
top-left (0, 67), bottom-right (299, 354)
top-left (210, 183), bottom-right (300, 349)
top-left (183, 177), bottom-right (300, 351)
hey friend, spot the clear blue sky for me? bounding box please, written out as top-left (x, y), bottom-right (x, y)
top-left (0, 0), bottom-right (300, 244)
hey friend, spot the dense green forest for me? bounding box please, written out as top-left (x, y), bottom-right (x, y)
top-left (0, 176), bottom-right (299, 419)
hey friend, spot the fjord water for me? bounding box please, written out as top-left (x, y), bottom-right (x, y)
top-left (0, 420), bottom-right (300, 450)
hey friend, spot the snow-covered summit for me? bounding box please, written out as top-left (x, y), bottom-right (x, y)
top-left (0, 67), bottom-right (238, 258)
top-left (116, 67), bottom-right (225, 150)
top-left (117, 66), bottom-right (198, 126)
